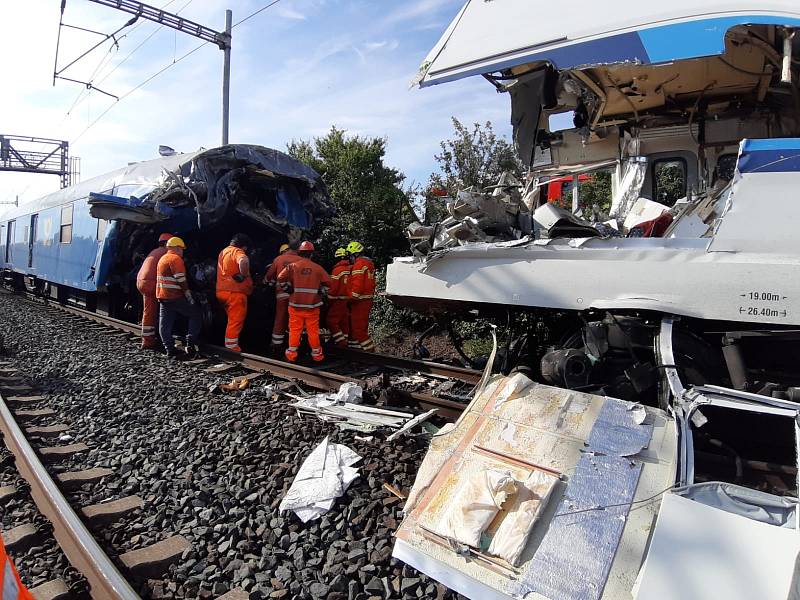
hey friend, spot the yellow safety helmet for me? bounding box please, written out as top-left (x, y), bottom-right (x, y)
top-left (166, 236), bottom-right (186, 249)
top-left (334, 247), bottom-right (347, 258)
top-left (279, 243), bottom-right (290, 253)
top-left (346, 241), bottom-right (364, 254)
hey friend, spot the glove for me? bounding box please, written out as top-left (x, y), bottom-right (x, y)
top-left (185, 290), bottom-right (195, 305)
top-left (233, 273), bottom-right (245, 283)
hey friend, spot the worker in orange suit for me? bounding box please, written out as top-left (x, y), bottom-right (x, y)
top-left (326, 247), bottom-right (351, 348)
top-left (346, 241), bottom-right (376, 352)
top-left (1, 531), bottom-right (35, 600)
top-left (216, 233), bottom-right (254, 352)
top-left (264, 242), bottom-right (301, 352)
top-left (136, 233), bottom-right (173, 349)
top-left (277, 241), bottom-right (331, 362)
top-left (156, 237), bottom-right (202, 359)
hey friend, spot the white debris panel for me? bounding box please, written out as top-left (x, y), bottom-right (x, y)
top-left (279, 437), bottom-right (362, 523)
top-left (287, 383), bottom-right (417, 432)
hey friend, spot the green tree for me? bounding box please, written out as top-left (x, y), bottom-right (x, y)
top-left (426, 118), bottom-right (522, 223)
top-left (287, 127), bottom-right (411, 269)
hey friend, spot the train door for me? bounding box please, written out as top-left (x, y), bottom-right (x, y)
top-left (28, 214), bottom-right (37, 268)
top-left (5, 220), bottom-right (13, 264)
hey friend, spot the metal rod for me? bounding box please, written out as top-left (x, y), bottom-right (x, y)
top-left (55, 18), bottom-right (135, 77)
top-left (572, 173), bottom-right (580, 214)
top-left (53, 0), bottom-right (67, 86)
top-left (222, 9), bottom-right (232, 145)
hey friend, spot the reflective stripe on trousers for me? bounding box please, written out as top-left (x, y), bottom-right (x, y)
top-left (272, 296), bottom-right (290, 342)
top-left (349, 299), bottom-right (373, 347)
top-left (140, 293), bottom-right (159, 346)
top-left (217, 290), bottom-right (247, 352)
top-left (286, 306), bottom-right (323, 362)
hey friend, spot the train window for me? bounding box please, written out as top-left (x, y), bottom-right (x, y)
top-left (653, 158), bottom-right (687, 207)
top-left (23, 225), bottom-right (29, 243)
top-left (60, 204), bottom-right (73, 244)
top-left (96, 218), bottom-right (107, 241)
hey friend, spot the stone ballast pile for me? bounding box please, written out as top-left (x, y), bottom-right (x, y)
top-left (0, 294), bottom-right (463, 600)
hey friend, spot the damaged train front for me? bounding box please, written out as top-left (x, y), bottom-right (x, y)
top-left (89, 144), bottom-right (335, 338)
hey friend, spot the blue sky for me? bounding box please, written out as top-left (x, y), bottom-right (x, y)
top-left (0, 0), bottom-right (511, 205)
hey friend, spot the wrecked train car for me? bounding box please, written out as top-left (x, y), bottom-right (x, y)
top-left (0, 145), bottom-right (333, 338)
top-left (391, 3), bottom-right (800, 599)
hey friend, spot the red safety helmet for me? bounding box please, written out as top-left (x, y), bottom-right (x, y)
top-left (298, 241), bottom-right (315, 252)
top-left (158, 233), bottom-right (174, 242)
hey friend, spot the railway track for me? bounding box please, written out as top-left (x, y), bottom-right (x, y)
top-left (0, 290), bottom-right (468, 600)
top-left (0, 365), bottom-right (171, 600)
top-left (28, 292), bottom-right (479, 420)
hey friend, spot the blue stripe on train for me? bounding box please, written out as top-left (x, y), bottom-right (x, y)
top-left (738, 138), bottom-right (800, 173)
top-left (424, 14), bottom-right (800, 87)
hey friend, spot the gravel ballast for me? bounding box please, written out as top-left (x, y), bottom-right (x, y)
top-left (0, 293), bottom-right (463, 600)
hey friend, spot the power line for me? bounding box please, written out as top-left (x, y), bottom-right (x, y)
top-left (233, 0), bottom-right (285, 28)
top-left (59, 0), bottom-right (193, 127)
top-left (94, 0), bottom-right (193, 87)
top-left (71, 40), bottom-right (208, 144)
top-left (70, 0), bottom-right (286, 146)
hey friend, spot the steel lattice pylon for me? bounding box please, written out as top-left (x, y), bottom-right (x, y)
top-left (0, 135), bottom-right (79, 189)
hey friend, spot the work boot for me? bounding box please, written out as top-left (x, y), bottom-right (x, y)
top-left (166, 348), bottom-right (186, 361)
top-left (184, 344), bottom-right (200, 359)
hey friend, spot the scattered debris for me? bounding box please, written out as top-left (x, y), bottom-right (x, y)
top-left (279, 437), bottom-right (361, 522)
top-left (286, 383), bottom-right (414, 432)
top-left (386, 409), bottom-right (438, 442)
top-left (219, 377), bottom-right (249, 392)
top-left (382, 483), bottom-right (408, 501)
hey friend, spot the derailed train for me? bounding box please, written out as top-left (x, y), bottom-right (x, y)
top-left (0, 145), bottom-right (334, 346)
top-left (389, 3), bottom-right (800, 599)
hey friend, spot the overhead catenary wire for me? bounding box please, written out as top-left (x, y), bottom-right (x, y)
top-left (94, 0), bottom-right (191, 87)
top-left (233, 0), bottom-right (284, 28)
top-left (69, 0), bottom-right (286, 146)
top-left (71, 40), bottom-right (208, 144)
top-left (59, 0), bottom-right (193, 127)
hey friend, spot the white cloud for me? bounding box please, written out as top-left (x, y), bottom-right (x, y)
top-left (0, 0), bottom-right (512, 206)
top-left (382, 0), bottom-right (455, 25)
top-left (275, 6), bottom-right (307, 20)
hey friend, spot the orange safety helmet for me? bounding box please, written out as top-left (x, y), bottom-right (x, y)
top-left (298, 241), bottom-right (315, 252)
top-left (158, 233), bottom-right (174, 242)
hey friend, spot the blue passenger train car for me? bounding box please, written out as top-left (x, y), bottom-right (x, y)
top-left (0, 145), bottom-right (333, 320)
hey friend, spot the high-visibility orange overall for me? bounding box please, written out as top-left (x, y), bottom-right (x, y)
top-left (264, 250), bottom-right (301, 347)
top-left (326, 259), bottom-right (351, 347)
top-left (156, 250), bottom-right (202, 353)
top-left (216, 246), bottom-right (253, 352)
top-left (0, 536), bottom-right (35, 600)
top-left (349, 255), bottom-right (376, 352)
top-left (277, 257), bottom-right (331, 362)
top-left (136, 246), bottom-right (168, 348)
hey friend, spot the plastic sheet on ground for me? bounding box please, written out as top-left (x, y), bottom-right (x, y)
top-left (279, 437), bottom-right (362, 522)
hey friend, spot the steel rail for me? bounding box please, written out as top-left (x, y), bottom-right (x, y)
top-left (331, 348), bottom-right (482, 385)
top-left (0, 391), bottom-right (141, 600)
top-left (34, 296), bottom-right (469, 418)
